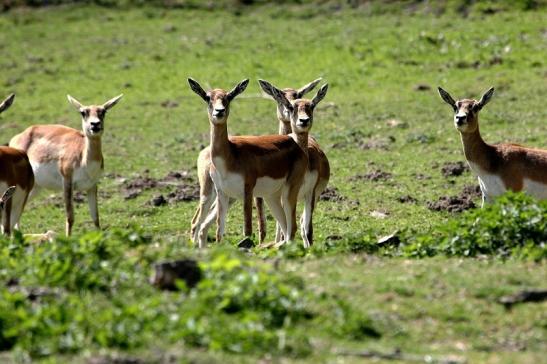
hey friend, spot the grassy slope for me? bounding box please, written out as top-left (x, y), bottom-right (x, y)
top-left (0, 2), bottom-right (545, 362)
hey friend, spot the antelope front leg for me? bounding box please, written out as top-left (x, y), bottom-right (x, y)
top-left (2, 199), bottom-right (12, 236)
top-left (63, 176), bottom-right (74, 236)
top-left (215, 189), bottom-right (230, 244)
top-left (255, 197), bottom-right (266, 243)
top-left (301, 192), bottom-right (315, 248)
top-left (87, 184), bottom-right (100, 229)
top-left (243, 183), bottom-right (255, 238)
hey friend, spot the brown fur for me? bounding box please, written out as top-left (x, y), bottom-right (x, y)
top-left (0, 94), bottom-right (34, 235)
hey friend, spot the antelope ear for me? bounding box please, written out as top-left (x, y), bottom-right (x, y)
top-left (0, 93), bottom-right (15, 114)
top-left (296, 78), bottom-right (322, 98)
top-left (270, 86), bottom-right (292, 111)
top-left (188, 77), bottom-right (209, 102)
top-left (311, 84), bottom-right (329, 108)
top-left (103, 94), bottom-right (123, 111)
top-left (437, 87), bottom-right (457, 111)
top-left (227, 79), bottom-right (249, 101)
top-left (67, 95), bottom-right (83, 110)
top-left (477, 87), bottom-right (494, 110)
top-left (258, 79), bottom-right (275, 97)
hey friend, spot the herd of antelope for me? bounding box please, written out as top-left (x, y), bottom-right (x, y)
top-left (0, 80), bottom-right (546, 247)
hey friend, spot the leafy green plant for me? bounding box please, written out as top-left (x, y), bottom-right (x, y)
top-left (402, 192), bottom-right (547, 260)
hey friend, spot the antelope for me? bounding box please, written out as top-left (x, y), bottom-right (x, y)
top-left (190, 78), bottom-right (323, 244)
top-left (0, 94), bottom-right (34, 235)
top-left (263, 81), bottom-right (329, 247)
top-left (438, 87), bottom-right (547, 205)
top-left (9, 94), bottom-right (123, 235)
top-left (188, 78), bottom-right (308, 248)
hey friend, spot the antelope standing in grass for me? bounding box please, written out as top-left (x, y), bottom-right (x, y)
top-left (188, 78), bottom-right (308, 248)
top-left (190, 78), bottom-right (323, 244)
top-left (260, 80), bottom-right (330, 248)
top-left (0, 94), bottom-right (34, 235)
top-left (259, 79), bottom-right (330, 247)
top-left (438, 87), bottom-right (547, 204)
top-left (9, 94), bottom-right (123, 235)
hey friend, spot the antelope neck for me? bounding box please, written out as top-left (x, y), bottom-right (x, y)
top-left (210, 121), bottom-right (232, 162)
top-left (293, 131), bottom-right (309, 155)
top-left (459, 125), bottom-right (490, 167)
top-left (83, 136), bottom-right (102, 165)
top-left (278, 120), bottom-right (292, 135)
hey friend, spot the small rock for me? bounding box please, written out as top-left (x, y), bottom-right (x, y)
top-left (151, 195), bottom-right (167, 206)
top-left (237, 237), bottom-right (255, 250)
top-left (413, 83), bottom-right (431, 91)
top-left (150, 259), bottom-right (202, 291)
top-left (370, 210), bottom-right (389, 219)
top-left (377, 231), bottom-right (401, 246)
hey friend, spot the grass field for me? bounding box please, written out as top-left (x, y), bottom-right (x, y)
top-left (0, 1), bottom-right (546, 362)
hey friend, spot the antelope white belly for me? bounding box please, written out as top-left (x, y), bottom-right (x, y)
top-left (211, 170), bottom-right (245, 198)
top-left (468, 162), bottom-right (506, 199)
top-left (298, 170), bottom-right (319, 200)
top-left (32, 162), bottom-right (63, 190)
top-left (523, 179), bottom-right (547, 199)
top-left (254, 176), bottom-right (285, 198)
top-left (31, 161), bottom-right (102, 191)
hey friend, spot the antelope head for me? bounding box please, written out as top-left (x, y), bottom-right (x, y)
top-left (438, 87), bottom-right (494, 133)
top-left (67, 94), bottom-right (123, 138)
top-left (188, 78), bottom-right (249, 125)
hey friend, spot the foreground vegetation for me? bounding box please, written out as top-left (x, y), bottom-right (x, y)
top-left (0, 1), bottom-right (545, 362)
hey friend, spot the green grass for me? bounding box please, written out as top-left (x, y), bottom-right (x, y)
top-left (0, 1), bottom-right (546, 362)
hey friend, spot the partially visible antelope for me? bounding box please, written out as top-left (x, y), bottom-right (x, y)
top-left (9, 94), bottom-right (123, 235)
top-left (438, 87), bottom-right (547, 204)
top-left (190, 78), bottom-right (323, 244)
top-left (188, 78), bottom-right (308, 248)
top-left (263, 81), bottom-right (329, 247)
top-left (0, 94), bottom-right (34, 235)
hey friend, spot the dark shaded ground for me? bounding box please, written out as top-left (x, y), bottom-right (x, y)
top-left (122, 170), bottom-right (199, 204)
top-left (427, 185), bottom-right (481, 213)
top-left (440, 161), bottom-right (469, 177)
top-left (350, 169), bottom-right (392, 182)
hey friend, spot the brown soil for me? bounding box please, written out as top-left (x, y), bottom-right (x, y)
top-left (441, 161), bottom-right (468, 177)
top-left (122, 170), bottom-right (199, 204)
top-left (350, 169), bottom-right (392, 182)
top-left (427, 184), bottom-right (481, 213)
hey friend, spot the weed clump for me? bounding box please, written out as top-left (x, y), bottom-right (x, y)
top-left (404, 192), bottom-right (547, 260)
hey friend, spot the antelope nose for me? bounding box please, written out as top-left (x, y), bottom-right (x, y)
top-left (455, 115), bottom-right (466, 125)
top-left (214, 108), bottom-right (225, 115)
top-left (298, 117), bottom-right (310, 125)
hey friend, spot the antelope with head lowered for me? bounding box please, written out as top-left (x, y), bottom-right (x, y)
top-left (438, 87), bottom-right (547, 204)
top-left (188, 78), bottom-right (308, 248)
top-left (190, 78), bottom-right (323, 244)
top-left (0, 94), bottom-right (34, 235)
top-left (259, 79), bottom-right (330, 247)
top-left (9, 94), bottom-right (123, 235)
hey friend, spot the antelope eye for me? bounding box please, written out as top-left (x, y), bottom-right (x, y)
top-left (80, 110), bottom-right (87, 117)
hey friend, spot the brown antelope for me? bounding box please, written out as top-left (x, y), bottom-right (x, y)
top-left (0, 94), bottom-right (34, 235)
top-left (263, 81), bottom-right (329, 247)
top-left (9, 94), bottom-right (123, 235)
top-left (188, 78), bottom-right (308, 248)
top-left (438, 87), bottom-right (547, 204)
top-left (190, 78), bottom-right (323, 244)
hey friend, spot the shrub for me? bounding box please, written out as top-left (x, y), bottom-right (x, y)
top-left (402, 192), bottom-right (547, 260)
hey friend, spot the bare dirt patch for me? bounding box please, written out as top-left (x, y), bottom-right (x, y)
top-left (350, 169), bottom-right (392, 182)
top-left (427, 184), bottom-right (481, 213)
top-left (440, 161), bottom-right (469, 177)
top-left (121, 170), bottom-right (199, 204)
